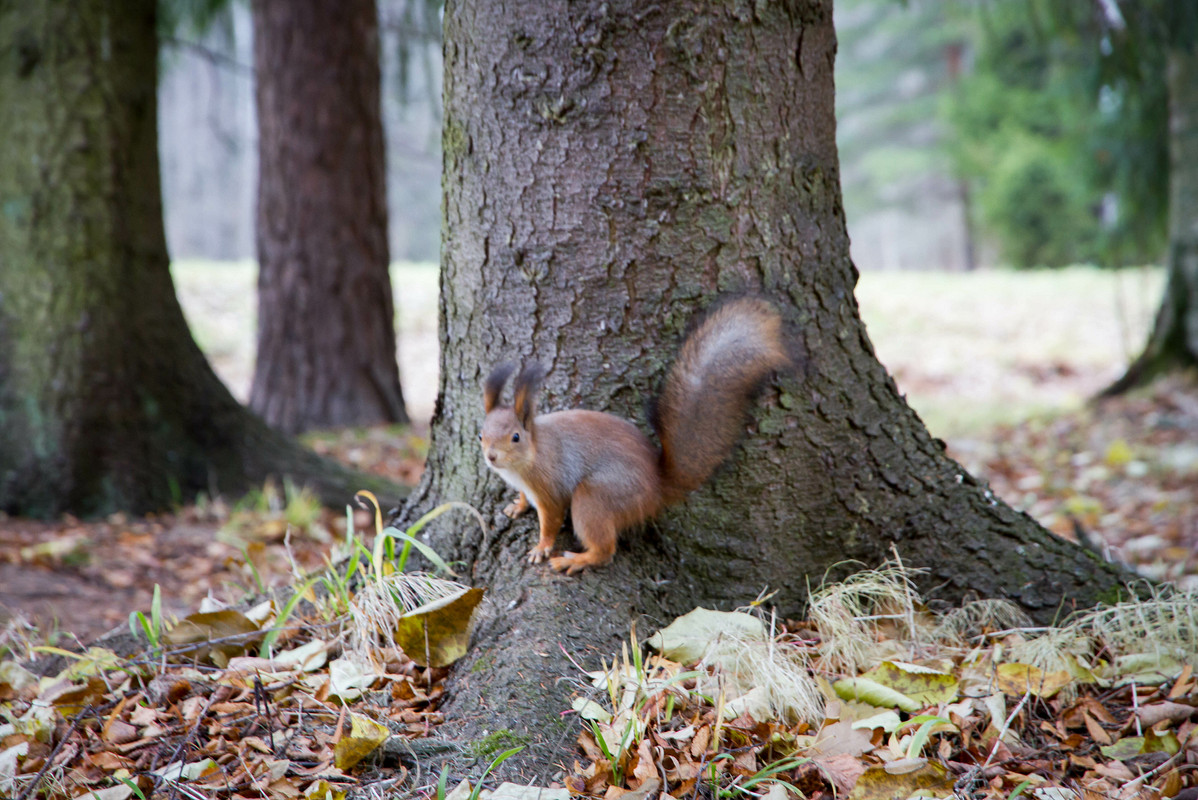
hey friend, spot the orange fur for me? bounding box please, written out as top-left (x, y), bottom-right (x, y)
top-left (480, 298), bottom-right (788, 573)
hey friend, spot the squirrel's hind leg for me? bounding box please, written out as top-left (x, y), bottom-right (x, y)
top-left (549, 484), bottom-right (619, 575)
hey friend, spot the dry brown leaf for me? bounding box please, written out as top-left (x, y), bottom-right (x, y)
top-left (268, 777), bottom-right (302, 798)
top-left (1167, 664), bottom-right (1193, 699)
top-left (578, 730), bottom-right (604, 761)
top-left (88, 750), bottom-right (133, 771)
top-left (810, 720), bottom-right (874, 758)
top-left (812, 751), bottom-right (866, 796)
top-left (690, 725), bottom-right (710, 757)
top-left (1083, 696), bottom-right (1118, 725)
top-left (621, 777), bottom-right (662, 800)
top-left (603, 783), bottom-right (627, 800)
top-left (1083, 711), bottom-right (1113, 745)
top-left (730, 747), bottom-right (756, 776)
top-left (631, 737), bottom-right (656, 786)
top-left (1093, 761), bottom-right (1136, 781)
top-left (103, 719), bottom-right (139, 745)
top-left (1136, 701), bottom-right (1195, 728)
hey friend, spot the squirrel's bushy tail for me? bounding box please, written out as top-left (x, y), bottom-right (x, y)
top-left (653, 297), bottom-right (790, 504)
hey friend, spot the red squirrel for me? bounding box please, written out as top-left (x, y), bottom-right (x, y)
top-left (480, 297), bottom-right (789, 575)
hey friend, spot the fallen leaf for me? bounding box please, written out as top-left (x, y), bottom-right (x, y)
top-left (303, 778), bottom-right (347, 799)
top-left (1082, 712), bottom-right (1112, 745)
top-left (484, 783), bottom-right (571, 800)
top-left (153, 758), bottom-right (219, 781)
top-left (994, 663), bottom-right (1071, 698)
top-left (82, 786), bottom-right (135, 800)
top-left (861, 661), bottom-right (959, 706)
top-left (645, 608), bottom-right (766, 664)
top-left (851, 710), bottom-right (902, 733)
top-left (573, 697), bottom-right (613, 722)
top-left (810, 720), bottom-right (874, 758)
top-left (833, 677), bottom-right (919, 712)
top-left (847, 760), bottom-right (954, 799)
top-left (812, 751), bottom-right (866, 795)
top-left (443, 781), bottom-right (472, 800)
top-left (164, 609), bottom-right (263, 665)
top-left (882, 756), bottom-right (926, 774)
top-left (327, 657), bottom-right (379, 701)
top-left (632, 738), bottom-right (656, 785)
top-left (392, 587), bottom-right (485, 667)
top-left (1135, 701), bottom-right (1195, 728)
top-left (332, 712), bottom-right (390, 771)
top-left (619, 777), bottom-right (662, 800)
top-left (1099, 728), bottom-right (1180, 761)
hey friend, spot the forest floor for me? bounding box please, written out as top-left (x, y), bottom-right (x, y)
top-left (3, 263), bottom-right (1189, 644)
top-left (2, 265), bottom-right (1196, 799)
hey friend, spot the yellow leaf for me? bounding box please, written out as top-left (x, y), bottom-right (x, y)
top-left (304, 779), bottom-right (347, 800)
top-left (861, 661), bottom-right (959, 706)
top-left (393, 587), bottom-right (485, 667)
top-left (848, 761), bottom-right (955, 799)
top-left (164, 609), bottom-right (263, 665)
top-left (994, 663), bottom-right (1072, 698)
top-left (333, 712), bottom-right (391, 771)
top-left (1104, 439), bottom-right (1133, 466)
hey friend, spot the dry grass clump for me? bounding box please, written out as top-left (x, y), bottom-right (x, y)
top-left (807, 561), bottom-right (931, 673)
top-left (696, 618), bottom-right (825, 726)
top-left (1084, 586), bottom-right (1198, 663)
top-left (807, 561), bottom-right (1197, 691)
top-left (346, 573), bottom-right (470, 665)
top-left (932, 598), bottom-right (1032, 645)
top-left (1008, 623), bottom-right (1094, 700)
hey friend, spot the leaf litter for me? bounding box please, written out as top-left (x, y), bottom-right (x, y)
top-left (0, 379), bottom-right (1196, 797)
top-left (2, 545), bottom-right (1197, 798)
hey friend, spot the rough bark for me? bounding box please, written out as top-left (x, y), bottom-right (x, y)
top-left (0, 0), bottom-right (402, 517)
top-left (1105, 42), bottom-right (1198, 394)
top-left (251, 0), bottom-right (409, 434)
top-left (401, 0), bottom-right (1132, 770)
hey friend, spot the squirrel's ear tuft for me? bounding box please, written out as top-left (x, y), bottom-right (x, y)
top-left (483, 363), bottom-right (516, 412)
top-left (512, 362), bottom-right (546, 430)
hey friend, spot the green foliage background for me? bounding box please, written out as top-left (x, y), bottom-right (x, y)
top-left (942, 0), bottom-right (1178, 269)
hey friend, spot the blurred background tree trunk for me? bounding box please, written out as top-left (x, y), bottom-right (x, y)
top-left (1107, 41), bottom-right (1198, 392)
top-left (0, 0), bottom-right (400, 517)
top-left (251, 0), bottom-right (409, 433)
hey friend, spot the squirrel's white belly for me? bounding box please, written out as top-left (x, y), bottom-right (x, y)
top-left (491, 464), bottom-right (540, 511)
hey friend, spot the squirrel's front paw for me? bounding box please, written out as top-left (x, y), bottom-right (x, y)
top-left (504, 500), bottom-right (527, 518)
top-left (527, 543), bottom-right (553, 564)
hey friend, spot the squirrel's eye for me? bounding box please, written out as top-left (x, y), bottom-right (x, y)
top-left (478, 433), bottom-right (483, 442)
top-left (511, 432), bottom-right (520, 443)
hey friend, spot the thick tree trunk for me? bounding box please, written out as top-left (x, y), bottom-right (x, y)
top-left (403, 0), bottom-right (1132, 769)
top-left (1105, 42), bottom-right (1198, 394)
top-left (250, 0), bottom-right (409, 434)
top-left (0, 0), bottom-right (401, 517)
